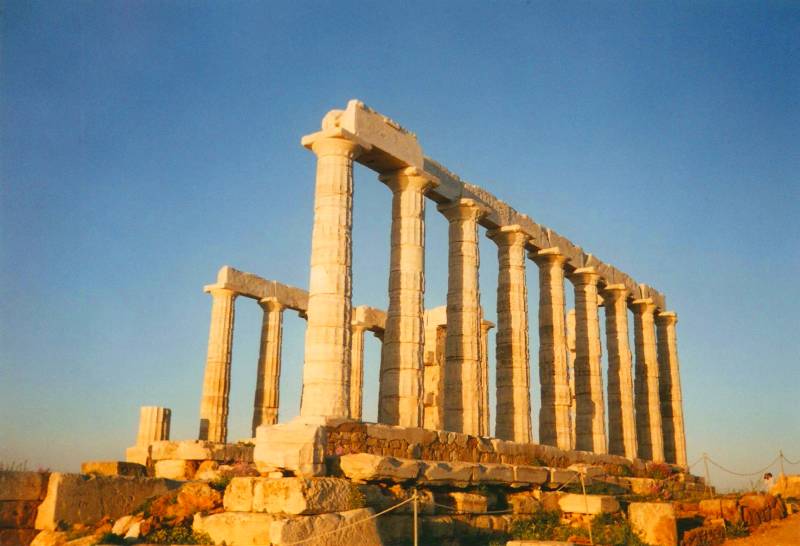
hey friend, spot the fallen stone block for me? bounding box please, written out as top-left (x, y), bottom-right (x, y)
top-left (698, 497), bottom-right (740, 523)
top-left (154, 459), bottom-right (196, 481)
top-left (223, 477), bottom-right (355, 515)
top-left (680, 524), bottom-right (725, 546)
top-left (628, 502), bottom-right (677, 546)
top-left (0, 528), bottom-right (39, 546)
top-left (507, 492), bottom-right (542, 514)
top-left (0, 500), bottom-right (39, 529)
top-left (338, 453), bottom-right (421, 482)
top-left (193, 512), bottom-right (275, 546)
top-left (558, 493), bottom-right (619, 515)
top-left (443, 492), bottom-right (488, 513)
top-left (771, 474), bottom-right (800, 498)
top-left (34, 473), bottom-right (178, 530)
top-left (0, 472), bottom-right (49, 501)
top-left (124, 446), bottom-right (149, 467)
top-left (269, 508), bottom-right (382, 545)
top-left (419, 461), bottom-right (474, 486)
top-left (80, 461), bottom-right (145, 478)
top-left (254, 422), bottom-right (326, 477)
top-left (623, 477), bottom-right (657, 495)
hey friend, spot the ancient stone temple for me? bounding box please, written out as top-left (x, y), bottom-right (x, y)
top-left (180, 99), bottom-right (687, 469)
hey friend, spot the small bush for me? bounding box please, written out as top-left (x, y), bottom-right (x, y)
top-left (347, 483), bottom-right (366, 509)
top-left (143, 526), bottom-right (212, 545)
top-left (725, 520), bottom-right (750, 538)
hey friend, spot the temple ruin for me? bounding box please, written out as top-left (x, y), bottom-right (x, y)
top-left (160, 99), bottom-right (686, 468)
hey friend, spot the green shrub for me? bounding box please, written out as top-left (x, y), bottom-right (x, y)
top-left (98, 533), bottom-right (127, 545)
top-left (725, 520), bottom-right (749, 538)
top-left (143, 526), bottom-right (212, 545)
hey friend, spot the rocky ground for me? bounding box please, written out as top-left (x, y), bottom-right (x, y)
top-left (722, 511), bottom-right (800, 546)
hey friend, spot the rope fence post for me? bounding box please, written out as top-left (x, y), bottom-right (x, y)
top-left (413, 489), bottom-right (418, 546)
top-left (703, 452), bottom-right (711, 498)
top-left (579, 473), bottom-right (594, 546)
top-left (779, 449), bottom-right (785, 477)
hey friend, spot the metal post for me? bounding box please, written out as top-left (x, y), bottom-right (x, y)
top-left (580, 474), bottom-right (594, 545)
top-left (779, 449), bottom-right (786, 477)
top-left (413, 489), bottom-right (419, 546)
top-left (703, 452), bottom-right (711, 498)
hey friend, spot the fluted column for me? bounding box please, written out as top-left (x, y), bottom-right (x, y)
top-left (350, 323), bottom-right (368, 421)
top-left (568, 267), bottom-right (607, 453)
top-left (631, 298), bottom-right (665, 462)
top-left (199, 285), bottom-right (237, 443)
top-left (137, 406), bottom-right (171, 446)
top-left (603, 285), bottom-right (637, 459)
top-left (439, 198), bottom-right (485, 435)
top-left (531, 248), bottom-right (571, 450)
top-left (566, 308), bottom-right (577, 449)
top-left (378, 167), bottom-right (435, 427)
top-left (299, 134), bottom-right (365, 421)
top-left (479, 318), bottom-right (494, 436)
top-left (657, 311), bottom-right (687, 466)
top-left (252, 297), bottom-right (285, 435)
top-left (488, 225), bottom-right (532, 443)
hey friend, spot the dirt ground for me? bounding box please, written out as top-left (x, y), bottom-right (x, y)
top-left (723, 511), bottom-right (800, 545)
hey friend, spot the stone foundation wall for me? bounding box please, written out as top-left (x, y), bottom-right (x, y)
top-left (326, 422), bottom-right (669, 477)
top-left (0, 471), bottom-right (50, 546)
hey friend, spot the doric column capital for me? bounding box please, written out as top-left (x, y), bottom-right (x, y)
top-left (487, 224), bottom-right (528, 247)
top-left (379, 166), bottom-right (439, 193)
top-left (567, 266), bottom-right (600, 287)
top-left (529, 247), bottom-right (568, 267)
top-left (302, 130), bottom-right (369, 159)
top-left (656, 311), bottom-right (678, 326)
top-left (203, 284), bottom-right (238, 299)
top-left (258, 296), bottom-right (284, 313)
top-left (351, 321), bottom-right (369, 333)
top-left (602, 283), bottom-right (629, 302)
top-left (630, 298), bottom-right (657, 316)
top-left (437, 198), bottom-right (487, 223)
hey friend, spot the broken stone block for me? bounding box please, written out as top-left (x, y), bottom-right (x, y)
top-left (698, 497), bottom-right (740, 523)
top-left (558, 493), bottom-right (619, 514)
top-left (80, 461), bottom-right (145, 478)
top-left (338, 453), bottom-right (421, 482)
top-left (268, 508), bottom-right (382, 545)
top-left (124, 446), bottom-right (149, 467)
top-left (0, 472), bottom-right (49, 501)
top-left (628, 502), bottom-right (677, 546)
top-left (624, 477), bottom-right (657, 495)
top-left (419, 461), bottom-right (474, 486)
top-left (771, 474), bottom-right (800, 498)
top-left (444, 492), bottom-right (488, 513)
top-left (254, 422), bottom-right (326, 477)
top-left (507, 491), bottom-right (542, 514)
top-left (154, 459), bottom-right (195, 481)
top-left (193, 461), bottom-right (221, 482)
top-left (223, 477), bottom-right (354, 515)
top-left (193, 512), bottom-right (275, 546)
top-left (110, 515), bottom-right (135, 536)
top-left (34, 473), bottom-right (178, 530)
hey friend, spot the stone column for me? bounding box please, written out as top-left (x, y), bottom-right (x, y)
top-left (199, 285), bottom-right (237, 443)
top-left (137, 406), bottom-right (171, 446)
top-left (350, 322), bottom-right (368, 421)
top-left (299, 134), bottom-right (364, 421)
top-left (603, 285), bottom-right (638, 460)
top-left (252, 297), bottom-right (285, 435)
top-left (378, 167), bottom-right (435, 427)
top-left (568, 267), bottom-right (607, 453)
top-left (479, 318), bottom-right (494, 436)
top-left (488, 225), bottom-right (532, 443)
top-left (566, 308), bottom-right (577, 449)
top-left (657, 311), bottom-right (687, 466)
top-left (631, 298), bottom-right (665, 462)
top-left (439, 198), bottom-right (485, 435)
top-left (530, 248), bottom-right (572, 450)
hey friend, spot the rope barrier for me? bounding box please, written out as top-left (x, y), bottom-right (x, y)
top-left (280, 495), bottom-right (417, 546)
top-left (705, 454), bottom-right (781, 477)
top-left (782, 453), bottom-right (800, 465)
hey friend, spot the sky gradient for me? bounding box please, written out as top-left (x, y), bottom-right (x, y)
top-left (1, 1), bottom-right (798, 491)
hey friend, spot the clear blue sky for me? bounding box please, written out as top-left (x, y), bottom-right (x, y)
top-left (1, 1), bottom-right (798, 491)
